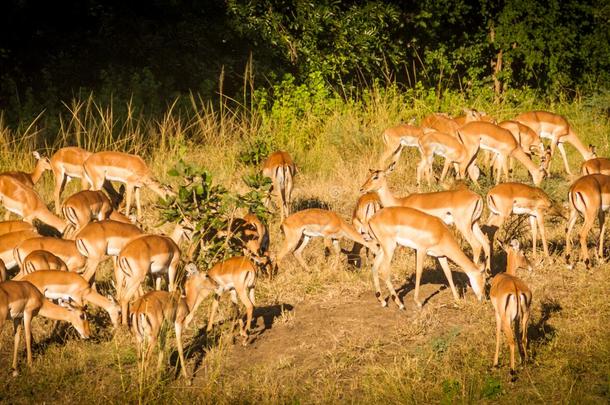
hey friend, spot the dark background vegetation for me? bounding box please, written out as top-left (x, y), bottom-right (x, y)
top-left (1, 0), bottom-right (609, 127)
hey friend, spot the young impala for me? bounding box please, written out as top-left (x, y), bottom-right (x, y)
top-left (0, 280), bottom-right (90, 376)
top-left (348, 192), bottom-right (383, 263)
top-left (276, 208), bottom-right (369, 271)
top-left (581, 148), bottom-right (610, 175)
top-left (514, 111), bottom-right (595, 175)
top-left (367, 206), bottom-right (485, 309)
top-left (0, 229), bottom-right (40, 270)
top-left (14, 237), bottom-right (87, 273)
top-left (0, 174), bottom-right (68, 233)
top-left (262, 151), bottom-right (296, 221)
top-left (486, 182), bottom-right (559, 258)
top-left (83, 151), bottom-right (174, 219)
top-left (490, 239), bottom-right (532, 378)
top-left (183, 257), bottom-right (256, 342)
top-left (360, 163), bottom-right (490, 270)
top-left (20, 250), bottom-right (69, 276)
top-left (130, 290), bottom-right (190, 379)
top-left (565, 174), bottom-right (610, 268)
top-left (21, 270), bottom-right (121, 327)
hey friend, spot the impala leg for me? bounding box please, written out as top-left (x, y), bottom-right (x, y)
top-left (455, 217), bottom-right (482, 265)
top-left (413, 249), bottom-right (426, 308)
top-left (439, 159), bottom-right (451, 182)
top-left (124, 185), bottom-right (134, 217)
top-left (120, 278), bottom-right (144, 325)
top-left (502, 316), bottom-right (516, 375)
top-left (237, 286), bottom-right (254, 340)
top-left (473, 222), bottom-right (491, 271)
top-left (536, 213), bottom-right (549, 257)
top-left (437, 256), bottom-right (460, 303)
top-left (23, 311), bottom-right (33, 367)
top-left (54, 173), bottom-right (68, 214)
top-left (135, 187), bottom-right (142, 220)
top-left (492, 306), bottom-right (502, 367)
top-left (371, 249), bottom-right (387, 307)
top-left (206, 294), bottom-right (221, 333)
top-left (565, 206), bottom-right (579, 263)
top-left (292, 236), bottom-right (311, 271)
top-left (557, 142), bottom-right (572, 176)
top-left (81, 258), bottom-right (101, 283)
top-left (12, 319), bottom-right (22, 376)
top-left (520, 298), bottom-right (530, 364)
top-left (501, 155), bottom-right (510, 182)
top-left (276, 229), bottom-right (304, 269)
top-left (168, 255), bottom-right (180, 292)
top-left (529, 215), bottom-right (538, 257)
top-left (174, 322), bottom-right (188, 378)
top-left (381, 250), bottom-right (403, 309)
top-left (579, 207), bottom-right (597, 268)
top-left (598, 210), bottom-right (607, 260)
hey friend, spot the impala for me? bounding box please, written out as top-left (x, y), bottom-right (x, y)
top-left (514, 111), bottom-right (595, 175)
top-left (416, 130), bottom-right (480, 187)
top-left (0, 229), bottom-right (40, 270)
top-left (486, 182), bottom-right (559, 258)
top-left (224, 213), bottom-right (273, 274)
top-left (83, 151), bottom-right (174, 218)
top-left (276, 208), bottom-right (370, 271)
top-left (183, 257), bottom-right (256, 342)
top-left (75, 219), bottom-right (144, 282)
top-left (20, 270), bottom-right (121, 327)
top-left (366, 206), bottom-right (485, 309)
top-left (453, 109), bottom-right (496, 126)
top-left (498, 120), bottom-right (544, 158)
top-left (565, 174), bottom-right (610, 268)
top-left (360, 164), bottom-right (490, 270)
top-left (490, 239), bottom-right (532, 378)
top-left (116, 229), bottom-right (188, 325)
top-left (0, 220), bottom-right (35, 236)
top-left (378, 122), bottom-right (423, 166)
top-left (15, 237), bottom-right (87, 273)
top-left (262, 151), bottom-right (296, 220)
top-left (21, 250), bottom-right (69, 276)
top-left (581, 147), bottom-right (610, 175)
top-left (457, 121), bottom-right (545, 185)
top-left (0, 259), bottom-right (6, 281)
top-left (130, 290), bottom-right (189, 378)
top-left (1, 152), bottom-right (51, 189)
top-left (421, 113), bottom-right (461, 136)
top-left (0, 174), bottom-right (68, 233)
top-left (348, 192), bottom-right (383, 263)
top-left (62, 190), bottom-right (132, 238)
top-left (0, 280), bottom-right (90, 376)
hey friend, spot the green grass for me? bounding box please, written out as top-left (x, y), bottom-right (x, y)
top-left (1, 86), bottom-right (610, 403)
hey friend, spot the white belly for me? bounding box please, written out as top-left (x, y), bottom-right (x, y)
top-left (441, 213), bottom-right (453, 225)
top-left (512, 206), bottom-right (532, 215)
top-left (396, 237), bottom-right (418, 250)
top-left (107, 246), bottom-right (121, 256)
top-left (303, 230), bottom-right (324, 238)
top-left (44, 291), bottom-right (72, 301)
top-left (105, 175), bottom-right (127, 183)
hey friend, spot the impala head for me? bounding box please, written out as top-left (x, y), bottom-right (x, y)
top-left (360, 162), bottom-right (395, 194)
top-left (183, 263), bottom-right (216, 310)
top-left (500, 239), bottom-right (533, 275)
top-left (467, 264), bottom-right (486, 302)
top-left (106, 294), bottom-right (121, 328)
top-left (463, 108), bottom-right (482, 122)
top-left (32, 151), bottom-right (52, 171)
top-left (146, 179), bottom-right (176, 199)
top-left (58, 298), bottom-right (91, 339)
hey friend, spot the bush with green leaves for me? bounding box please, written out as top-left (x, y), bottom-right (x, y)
top-left (157, 160), bottom-right (271, 270)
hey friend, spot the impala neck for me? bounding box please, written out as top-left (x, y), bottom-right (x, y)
top-left (444, 238), bottom-right (479, 274)
top-left (30, 160), bottom-right (47, 184)
top-left (566, 128), bottom-right (594, 160)
top-left (376, 181), bottom-right (402, 207)
top-left (38, 300), bottom-right (75, 323)
top-left (340, 218), bottom-right (371, 247)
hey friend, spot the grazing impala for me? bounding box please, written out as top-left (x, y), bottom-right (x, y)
top-left (514, 111), bottom-right (595, 175)
top-left (83, 151), bottom-right (174, 218)
top-left (130, 290), bottom-right (189, 378)
top-left (0, 220), bottom-right (35, 236)
top-left (0, 280), bottom-right (90, 376)
top-left (360, 164), bottom-right (490, 270)
top-left (15, 237), bottom-right (87, 273)
top-left (116, 229), bottom-right (189, 325)
top-left (262, 151), bottom-right (296, 221)
top-left (581, 148), bottom-right (610, 175)
top-left (0, 229), bottom-right (40, 269)
top-left (490, 239), bottom-right (532, 378)
top-left (457, 121), bottom-right (545, 185)
top-left (486, 182), bottom-right (559, 258)
top-left (565, 174), bottom-right (610, 268)
top-left (62, 190), bottom-right (132, 238)
top-left (378, 123), bottom-right (423, 166)
top-left (49, 147), bottom-right (93, 213)
top-left (366, 206), bottom-right (485, 309)
top-left (348, 192), bottom-right (383, 263)
top-left (75, 219), bottom-right (144, 282)
top-left (183, 257), bottom-right (256, 342)
top-left (0, 174), bottom-right (68, 233)
top-left (276, 208), bottom-right (370, 271)
top-left (21, 270), bottom-right (121, 327)
top-left (1, 152), bottom-right (51, 189)
top-left (416, 130), bottom-right (480, 187)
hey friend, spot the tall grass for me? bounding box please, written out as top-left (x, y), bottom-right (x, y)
top-left (0, 83), bottom-right (609, 403)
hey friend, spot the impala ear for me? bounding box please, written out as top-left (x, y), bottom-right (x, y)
top-left (32, 151), bottom-right (41, 160)
top-left (385, 161), bottom-right (396, 174)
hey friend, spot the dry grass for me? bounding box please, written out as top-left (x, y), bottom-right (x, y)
top-left (1, 90), bottom-right (610, 403)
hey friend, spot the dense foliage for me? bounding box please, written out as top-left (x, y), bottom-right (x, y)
top-left (1, 0), bottom-right (608, 127)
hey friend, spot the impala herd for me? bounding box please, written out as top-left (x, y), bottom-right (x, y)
top-left (0, 109), bottom-right (608, 383)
